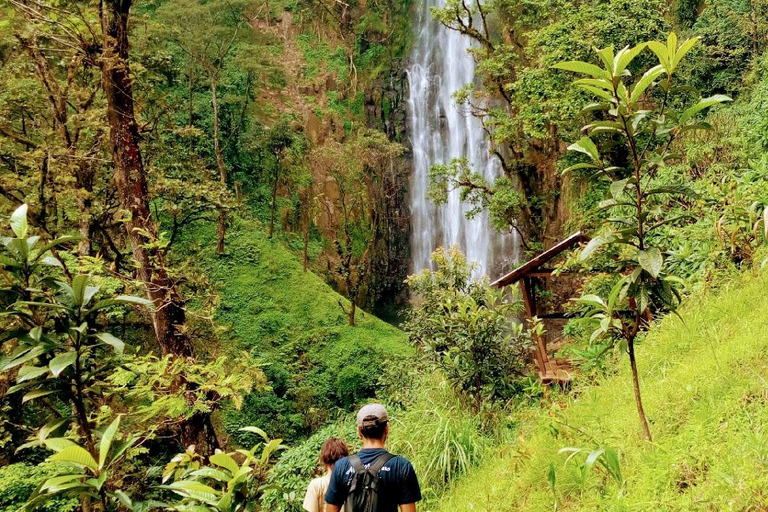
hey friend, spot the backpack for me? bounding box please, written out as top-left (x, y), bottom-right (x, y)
top-left (344, 452), bottom-right (395, 512)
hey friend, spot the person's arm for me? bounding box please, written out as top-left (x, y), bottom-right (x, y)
top-left (399, 504), bottom-right (417, 512)
top-left (325, 505), bottom-right (341, 512)
top-left (302, 478), bottom-right (319, 512)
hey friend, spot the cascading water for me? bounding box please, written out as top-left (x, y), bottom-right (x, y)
top-left (406, 0), bottom-right (520, 280)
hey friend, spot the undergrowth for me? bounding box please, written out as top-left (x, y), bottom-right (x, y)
top-left (172, 215), bottom-right (412, 442)
top-left (435, 266), bottom-right (768, 510)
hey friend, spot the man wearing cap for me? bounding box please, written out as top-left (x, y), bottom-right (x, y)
top-left (325, 403), bottom-right (421, 512)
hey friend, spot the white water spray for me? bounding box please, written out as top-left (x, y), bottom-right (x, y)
top-left (406, 0), bottom-right (520, 280)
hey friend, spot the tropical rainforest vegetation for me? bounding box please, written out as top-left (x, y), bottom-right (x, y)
top-left (0, 0), bottom-right (767, 510)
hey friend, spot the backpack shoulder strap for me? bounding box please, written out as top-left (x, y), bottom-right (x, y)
top-left (349, 454), bottom-right (365, 473)
top-left (369, 452), bottom-right (395, 475)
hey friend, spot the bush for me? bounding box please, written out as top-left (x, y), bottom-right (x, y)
top-left (261, 422), bottom-right (360, 512)
top-left (405, 247), bottom-right (534, 404)
top-left (0, 463), bottom-right (77, 512)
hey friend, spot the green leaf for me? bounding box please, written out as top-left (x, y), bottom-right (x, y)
top-left (71, 275), bottom-right (90, 307)
top-left (209, 452), bottom-right (239, 475)
top-left (638, 247), bottom-right (663, 278)
top-left (679, 95), bottom-right (732, 124)
top-left (672, 36), bottom-right (699, 69)
top-left (23, 389), bottom-right (57, 403)
top-left (573, 78), bottom-right (613, 91)
top-left (17, 364), bottom-right (49, 383)
top-left (562, 163), bottom-right (597, 174)
top-left (43, 438), bottom-right (78, 452)
top-left (575, 84), bottom-right (614, 101)
top-left (614, 43), bottom-right (648, 76)
top-left (629, 65), bottom-right (665, 105)
top-left (49, 351), bottom-right (77, 377)
top-left (580, 234), bottom-right (613, 260)
top-left (89, 295), bottom-right (153, 313)
top-left (99, 416), bottom-right (121, 470)
top-left (95, 333), bottom-right (125, 354)
top-left (567, 137), bottom-right (600, 162)
top-left (50, 445), bottom-right (98, 471)
top-left (239, 426), bottom-right (269, 441)
top-left (33, 236), bottom-right (79, 262)
top-left (10, 204), bottom-right (28, 238)
top-left (585, 448), bottom-right (605, 470)
top-left (163, 481), bottom-right (220, 505)
top-left (647, 41), bottom-right (670, 69)
top-left (610, 178), bottom-right (631, 199)
top-left (552, 60), bottom-right (609, 78)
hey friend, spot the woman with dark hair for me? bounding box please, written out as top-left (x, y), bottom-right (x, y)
top-left (303, 437), bottom-right (350, 512)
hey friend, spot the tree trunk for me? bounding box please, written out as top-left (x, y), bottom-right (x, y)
top-left (211, 79), bottom-right (227, 254)
top-left (303, 226), bottom-right (309, 272)
top-left (100, 0), bottom-right (219, 455)
top-left (76, 193), bottom-right (91, 257)
top-left (628, 338), bottom-right (652, 442)
top-left (348, 299), bottom-right (355, 326)
top-left (101, 0), bottom-right (194, 358)
top-left (269, 166), bottom-right (278, 238)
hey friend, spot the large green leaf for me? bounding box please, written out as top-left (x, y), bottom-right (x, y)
top-left (17, 364), bottom-right (50, 383)
top-left (638, 247), bottom-right (663, 278)
top-left (239, 426), bottom-right (268, 441)
top-left (32, 235), bottom-right (79, 262)
top-left (552, 60), bottom-right (609, 79)
top-left (164, 481), bottom-right (220, 505)
top-left (22, 389), bottom-right (57, 403)
top-left (50, 445), bottom-right (98, 471)
top-left (580, 234), bottom-right (614, 261)
top-left (2, 345), bottom-right (46, 371)
top-left (99, 416), bottom-right (121, 469)
top-left (10, 204), bottom-right (28, 239)
top-left (614, 43), bottom-right (648, 76)
top-left (49, 351), bottom-right (77, 377)
top-left (71, 275), bottom-right (90, 307)
top-left (629, 65), bottom-right (665, 105)
top-left (95, 332), bottom-right (125, 354)
top-left (89, 295), bottom-right (153, 313)
top-left (567, 137), bottom-right (600, 162)
top-left (209, 452), bottom-right (239, 475)
top-left (43, 438), bottom-right (78, 453)
top-left (672, 36), bottom-right (700, 69)
top-left (679, 95), bottom-right (731, 124)
top-left (647, 41), bottom-right (670, 69)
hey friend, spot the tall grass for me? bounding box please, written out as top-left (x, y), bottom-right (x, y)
top-left (386, 376), bottom-right (491, 507)
top-left (435, 267), bottom-right (768, 510)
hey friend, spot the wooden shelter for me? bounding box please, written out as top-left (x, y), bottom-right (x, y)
top-left (491, 231), bottom-right (589, 383)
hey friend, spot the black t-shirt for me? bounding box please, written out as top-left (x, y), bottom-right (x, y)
top-left (325, 448), bottom-right (422, 510)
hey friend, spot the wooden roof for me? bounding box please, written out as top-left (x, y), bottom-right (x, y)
top-left (491, 231), bottom-right (588, 288)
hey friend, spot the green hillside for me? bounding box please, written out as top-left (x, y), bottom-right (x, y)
top-left (175, 217), bottom-right (412, 442)
top-left (436, 267), bottom-right (768, 510)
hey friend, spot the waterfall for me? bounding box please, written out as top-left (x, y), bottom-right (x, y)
top-left (406, 0), bottom-right (520, 280)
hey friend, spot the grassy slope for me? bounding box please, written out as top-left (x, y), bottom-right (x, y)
top-left (175, 216), bottom-right (412, 439)
top-left (437, 268), bottom-right (768, 511)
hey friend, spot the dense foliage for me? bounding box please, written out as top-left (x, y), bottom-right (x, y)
top-left (2, 0), bottom-right (768, 509)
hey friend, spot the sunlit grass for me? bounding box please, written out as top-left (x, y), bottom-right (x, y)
top-left (436, 268), bottom-right (768, 511)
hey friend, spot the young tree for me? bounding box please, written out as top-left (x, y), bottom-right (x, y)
top-left (154, 0), bottom-right (255, 254)
top-left (100, 0), bottom-right (220, 453)
top-left (556, 34), bottom-right (730, 441)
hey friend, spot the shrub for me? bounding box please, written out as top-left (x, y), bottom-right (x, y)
top-left (405, 246), bottom-right (534, 405)
top-left (261, 422), bottom-right (359, 512)
top-left (0, 463), bottom-right (77, 512)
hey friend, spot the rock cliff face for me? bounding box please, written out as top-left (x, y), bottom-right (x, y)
top-left (263, 11), bottom-right (414, 318)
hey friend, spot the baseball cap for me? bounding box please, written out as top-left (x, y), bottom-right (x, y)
top-left (356, 403), bottom-right (389, 427)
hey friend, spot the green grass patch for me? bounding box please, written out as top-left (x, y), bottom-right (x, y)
top-left (436, 268), bottom-right (768, 511)
top-left (173, 216), bottom-right (412, 442)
